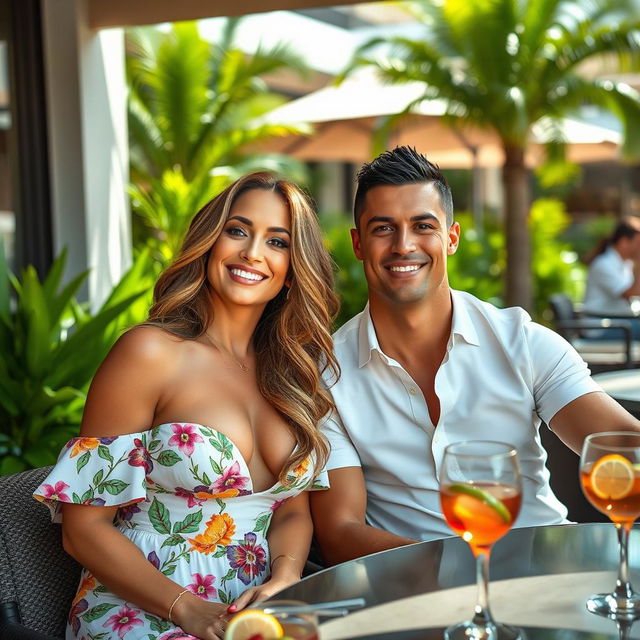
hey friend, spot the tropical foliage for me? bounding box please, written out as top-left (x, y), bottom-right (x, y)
top-left (0, 250), bottom-right (150, 475)
top-left (127, 19), bottom-right (310, 267)
top-left (345, 0), bottom-right (640, 310)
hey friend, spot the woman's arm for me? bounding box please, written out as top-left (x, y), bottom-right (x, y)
top-left (61, 327), bottom-right (229, 639)
top-left (230, 492), bottom-right (312, 610)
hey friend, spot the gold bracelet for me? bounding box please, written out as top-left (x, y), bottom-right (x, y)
top-left (269, 553), bottom-right (298, 571)
top-left (168, 588), bottom-right (189, 624)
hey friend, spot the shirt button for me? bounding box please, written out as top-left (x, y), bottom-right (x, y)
top-left (408, 387), bottom-right (417, 394)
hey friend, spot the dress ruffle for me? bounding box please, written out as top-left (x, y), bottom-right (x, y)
top-left (33, 434), bottom-right (148, 522)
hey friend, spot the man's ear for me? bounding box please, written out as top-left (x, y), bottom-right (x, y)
top-left (350, 228), bottom-right (363, 261)
top-left (447, 221), bottom-right (461, 256)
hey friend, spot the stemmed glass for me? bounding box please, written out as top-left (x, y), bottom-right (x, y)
top-left (580, 431), bottom-right (640, 619)
top-left (440, 440), bottom-right (523, 640)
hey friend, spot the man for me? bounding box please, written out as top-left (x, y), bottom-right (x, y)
top-left (311, 146), bottom-right (640, 566)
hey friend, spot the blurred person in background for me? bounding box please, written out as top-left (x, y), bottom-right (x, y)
top-left (583, 217), bottom-right (640, 337)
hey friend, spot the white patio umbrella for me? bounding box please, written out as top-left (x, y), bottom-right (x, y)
top-left (257, 71), bottom-right (621, 168)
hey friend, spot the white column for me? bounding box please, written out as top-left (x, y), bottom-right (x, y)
top-left (42, 0), bottom-right (131, 308)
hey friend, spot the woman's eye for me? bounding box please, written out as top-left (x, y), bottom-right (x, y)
top-left (269, 237), bottom-right (289, 249)
top-left (226, 226), bottom-right (246, 237)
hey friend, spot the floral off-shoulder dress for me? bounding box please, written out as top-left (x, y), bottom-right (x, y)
top-left (33, 422), bottom-right (328, 640)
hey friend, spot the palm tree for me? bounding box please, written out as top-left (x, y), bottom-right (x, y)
top-left (347, 0), bottom-right (640, 310)
top-left (126, 19), bottom-right (310, 264)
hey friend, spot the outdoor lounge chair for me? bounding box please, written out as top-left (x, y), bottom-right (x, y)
top-left (0, 466), bottom-right (81, 640)
top-left (548, 293), bottom-right (640, 370)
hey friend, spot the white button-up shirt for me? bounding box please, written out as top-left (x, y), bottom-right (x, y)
top-left (584, 246), bottom-right (635, 316)
top-left (323, 290), bottom-right (601, 542)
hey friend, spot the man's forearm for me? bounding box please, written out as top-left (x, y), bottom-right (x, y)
top-left (319, 521), bottom-right (416, 566)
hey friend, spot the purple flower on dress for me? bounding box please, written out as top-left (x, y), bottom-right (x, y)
top-left (187, 573), bottom-right (217, 600)
top-left (226, 532), bottom-right (267, 585)
top-left (147, 550), bottom-right (160, 570)
top-left (40, 481), bottom-right (70, 502)
top-left (103, 604), bottom-right (144, 639)
top-left (99, 436), bottom-right (118, 445)
top-left (68, 597), bottom-right (88, 635)
top-left (168, 424), bottom-right (204, 457)
top-left (127, 438), bottom-right (153, 474)
top-left (175, 487), bottom-right (206, 508)
top-left (119, 503), bottom-right (141, 521)
top-left (211, 462), bottom-right (250, 495)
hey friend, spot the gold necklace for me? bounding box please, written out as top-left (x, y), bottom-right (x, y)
top-left (202, 332), bottom-right (250, 372)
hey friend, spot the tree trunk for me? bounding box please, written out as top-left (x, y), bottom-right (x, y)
top-left (502, 144), bottom-right (532, 311)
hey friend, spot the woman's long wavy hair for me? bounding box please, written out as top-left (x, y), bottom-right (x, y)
top-left (146, 172), bottom-right (339, 482)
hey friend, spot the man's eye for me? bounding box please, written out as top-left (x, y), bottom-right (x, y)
top-left (417, 223), bottom-right (435, 230)
top-left (374, 225), bottom-right (393, 233)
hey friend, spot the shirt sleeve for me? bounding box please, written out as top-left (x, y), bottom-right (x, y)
top-left (589, 255), bottom-right (633, 298)
top-left (320, 410), bottom-right (362, 471)
top-left (526, 322), bottom-right (601, 425)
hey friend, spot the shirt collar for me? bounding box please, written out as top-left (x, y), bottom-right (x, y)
top-left (357, 290), bottom-right (480, 368)
top-left (450, 290), bottom-right (480, 347)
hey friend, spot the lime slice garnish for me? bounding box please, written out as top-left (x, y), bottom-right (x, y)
top-left (449, 483), bottom-right (512, 523)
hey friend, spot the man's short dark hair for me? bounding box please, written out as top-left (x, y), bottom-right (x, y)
top-left (353, 146), bottom-right (454, 227)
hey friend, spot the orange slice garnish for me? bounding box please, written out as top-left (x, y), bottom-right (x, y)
top-left (590, 453), bottom-right (634, 500)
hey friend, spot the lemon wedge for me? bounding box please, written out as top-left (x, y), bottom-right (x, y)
top-left (225, 610), bottom-right (283, 640)
top-left (449, 483), bottom-right (511, 523)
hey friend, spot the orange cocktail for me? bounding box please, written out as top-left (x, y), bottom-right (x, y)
top-left (439, 441), bottom-right (522, 640)
top-left (580, 454), bottom-right (640, 524)
top-left (441, 482), bottom-right (522, 554)
top-left (580, 432), bottom-right (640, 619)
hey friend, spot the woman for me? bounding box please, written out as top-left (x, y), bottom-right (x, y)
top-left (34, 172), bottom-right (339, 640)
top-left (583, 217), bottom-right (640, 339)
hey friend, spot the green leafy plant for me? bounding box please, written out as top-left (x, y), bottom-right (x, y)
top-left (0, 249), bottom-right (150, 475)
top-left (127, 19), bottom-right (310, 269)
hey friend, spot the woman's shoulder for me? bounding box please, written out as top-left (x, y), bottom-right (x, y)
top-left (81, 327), bottom-right (190, 438)
top-left (110, 325), bottom-right (186, 363)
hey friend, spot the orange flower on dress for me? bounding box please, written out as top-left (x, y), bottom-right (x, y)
top-left (187, 513), bottom-right (236, 554)
top-left (292, 458), bottom-right (310, 478)
top-left (69, 437), bottom-right (100, 458)
top-left (72, 574), bottom-right (97, 607)
top-left (193, 488), bottom-right (240, 501)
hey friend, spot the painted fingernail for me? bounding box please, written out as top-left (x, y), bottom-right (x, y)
top-left (227, 604), bottom-right (238, 613)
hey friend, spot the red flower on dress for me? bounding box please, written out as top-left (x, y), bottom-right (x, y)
top-left (187, 573), bottom-right (217, 600)
top-left (168, 424), bottom-right (204, 457)
top-left (102, 604), bottom-right (144, 639)
top-left (210, 461), bottom-right (250, 495)
top-left (175, 487), bottom-right (206, 508)
top-left (40, 481), bottom-right (70, 502)
top-left (127, 438), bottom-right (153, 474)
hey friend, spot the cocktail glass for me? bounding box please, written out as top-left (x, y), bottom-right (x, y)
top-left (440, 440), bottom-right (523, 640)
top-left (580, 431), bottom-right (640, 618)
top-left (259, 600), bottom-right (318, 640)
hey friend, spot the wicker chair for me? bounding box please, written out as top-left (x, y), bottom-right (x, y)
top-left (0, 466), bottom-right (82, 640)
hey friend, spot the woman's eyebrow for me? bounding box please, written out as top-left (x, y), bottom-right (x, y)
top-left (227, 215), bottom-right (291, 236)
